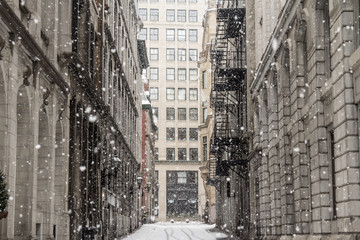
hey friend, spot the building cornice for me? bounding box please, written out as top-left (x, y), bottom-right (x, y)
top-left (250, 0), bottom-right (299, 93)
top-left (0, 0), bottom-right (70, 96)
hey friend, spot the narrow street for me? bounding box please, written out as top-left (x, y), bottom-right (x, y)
top-left (121, 222), bottom-right (230, 240)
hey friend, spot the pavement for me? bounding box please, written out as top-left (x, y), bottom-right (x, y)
top-left (120, 221), bottom-right (238, 240)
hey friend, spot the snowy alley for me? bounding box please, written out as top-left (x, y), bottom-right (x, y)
top-left (121, 222), bottom-right (230, 240)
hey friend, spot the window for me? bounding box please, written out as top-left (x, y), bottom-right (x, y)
top-left (178, 128), bottom-right (186, 141)
top-left (177, 172), bottom-right (187, 183)
top-left (155, 148), bottom-right (159, 161)
top-left (150, 28), bottom-right (159, 41)
top-left (202, 107), bottom-right (207, 123)
top-left (166, 29), bottom-right (175, 41)
top-left (166, 148), bottom-right (175, 161)
top-left (152, 107), bottom-right (159, 122)
top-left (189, 88), bottom-right (198, 101)
top-left (178, 108), bottom-right (186, 120)
top-left (178, 49), bottom-right (186, 61)
top-left (166, 68), bottom-right (175, 80)
top-left (166, 48), bottom-right (175, 61)
top-left (139, 8), bottom-right (147, 21)
top-left (189, 68), bottom-right (198, 81)
top-left (189, 148), bottom-right (198, 161)
top-left (166, 107), bottom-right (175, 120)
top-left (150, 68), bottom-right (159, 80)
top-left (138, 28), bottom-right (147, 40)
top-left (189, 10), bottom-right (197, 22)
top-left (150, 87), bottom-right (158, 100)
top-left (202, 70), bottom-right (207, 89)
top-left (151, 0), bottom-right (159, 2)
top-left (178, 0), bottom-right (186, 3)
top-left (189, 29), bottom-right (198, 42)
top-left (178, 148), bottom-right (187, 161)
top-left (166, 88), bottom-right (175, 100)
top-left (189, 0), bottom-right (197, 2)
top-left (150, 48), bottom-right (159, 60)
top-left (203, 136), bottom-right (207, 162)
top-left (189, 108), bottom-right (198, 120)
top-left (150, 9), bottom-right (159, 21)
top-left (178, 29), bottom-right (186, 41)
top-left (167, 0), bottom-right (175, 2)
top-left (178, 10), bottom-right (186, 22)
top-left (178, 69), bottom-right (186, 81)
top-left (328, 128), bottom-right (337, 219)
top-left (189, 49), bottom-right (198, 61)
top-left (166, 128), bottom-right (175, 141)
top-left (166, 9), bottom-right (175, 22)
top-left (189, 128), bottom-right (198, 141)
top-left (178, 88), bottom-right (186, 100)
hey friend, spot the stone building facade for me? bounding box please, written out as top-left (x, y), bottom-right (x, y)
top-left (247, 0), bottom-right (360, 239)
top-left (0, 0), bottom-right (146, 239)
top-left (198, 0), bottom-right (217, 224)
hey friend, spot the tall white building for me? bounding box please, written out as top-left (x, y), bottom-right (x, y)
top-left (138, 0), bottom-right (207, 221)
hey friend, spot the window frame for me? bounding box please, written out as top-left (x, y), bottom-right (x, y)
top-left (150, 9), bottom-right (159, 21)
top-left (166, 107), bottom-right (175, 120)
top-left (149, 87), bottom-right (159, 100)
top-left (178, 88), bottom-right (186, 101)
top-left (178, 108), bottom-right (187, 120)
top-left (166, 148), bottom-right (175, 161)
top-left (178, 128), bottom-right (187, 141)
top-left (189, 29), bottom-right (198, 42)
top-left (177, 10), bottom-right (186, 22)
top-left (189, 10), bottom-right (197, 22)
top-left (150, 48), bottom-right (159, 60)
top-left (166, 9), bottom-right (175, 22)
top-left (150, 67), bottom-right (159, 80)
top-left (178, 29), bottom-right (186, 41)
top-left (166, 28), bottom-right (175, 41)
top-left (189, 108), bottom-right (198, 120)
top-left (189, 88), bottom-right (198, 101)
top-left (150, 28), bottom-right (159, 41)
top-left (166, 48), bottom-right (175, 61)
top-left (166, 128), bottom-right (175, 141)
top-left (189, 128), bottom-right (198, 141)
top-left (166, 88), bottom-right (175, 100)
top-left (166, 68), bottom-right (175, 80)
top-left (178, 48), bottom-right (186, 61)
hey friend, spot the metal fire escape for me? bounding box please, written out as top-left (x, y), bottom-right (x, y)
top-left (209, 0), bottom-right (248, 180)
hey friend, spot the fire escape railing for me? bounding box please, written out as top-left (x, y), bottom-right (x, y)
top-left (209, 0), bottom-right (248, 180)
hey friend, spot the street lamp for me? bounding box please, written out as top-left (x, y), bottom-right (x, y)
top-left (137, 176), bottom-right (143, 189)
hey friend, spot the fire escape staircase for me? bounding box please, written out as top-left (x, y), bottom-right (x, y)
top-left (209, 0), bottom-right (248, 181)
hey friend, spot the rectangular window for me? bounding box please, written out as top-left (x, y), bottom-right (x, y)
top-left (166, 88), bottom-right (175, 100)
top-left (328, 128), bottom-right (337, 219)
top-left (178, 128), bottom-right (186, 141)
top-left (139, 8), bottom-right (147, 21)
top-left (150, 48), bottom-right (159, 60)
top-left (178, 88), bottom-right (186, 100)
top-left (202, 107), bottom-right (207, 123)
top-left (189, 88), bottom-right (198, 101)
top-left (178, 29), bottom-right (186, 41)
top-left (202, 70), bottom-right (207, 89)
top-left (150, 87), bottom-right (158, 100)
top-left (189, 10), bottom-right (197, 22)
top-left (189, 29), bottom-right (198, 42)
top-left (154, 148), bottom-right (159, 161)
top-left (166, 48), bottom-right (175, 61)
top-left (178, 49), bottom-right (186, 61)
top-left (166, 9), bottom-right (175, 22)
top-left (150, 68), bottom-right (159, 80)
top-left (166, 148), bottom-right (175, 161)
top-left (189, 0), bottom-right (197, 2)
top-left (189, 128), bottom-right (198, 141)
top-left (177, 10), bottom-right (186, 22)
top-left (178, 108), bottom-right (186, 120)
top-left (166, 0), bottom-right (175, 2)
top-left (166, 128), bottom-right (175, 141)
top-left (189, 49), bottom-right (198, 61)
top-left (166, 68), bottom-right (175, 80)
top-left (152, 107), bottom-right (159, 122)
top-left (203, 136), bottom-right (208, 161)
top-left (177, 172), bottom-right (187, 183)
top-left (189, 148), bottom-right (198, 161)
top-left (176, 69), bottom-right (185, 82)
top-left (166, 29), bottom-right (175, 41)
top-left (150, 28), bottom-right (159, 41)
top-left (178, 0), bottom-right (186, 3)
top-left (150, 9), bottom-right (159, 21)
top-left (178, 148), bottom-right (187, 161)
top-left (189, 108), bottom-right (198, 120)
top-left (189, 68), bottom-right (198, 81)
top-left (151, 0), bottom-right (159, 2)
top-left (166, 107), bottom-right (175, 120)
top-left (138, 28), bottom-right (147, 40)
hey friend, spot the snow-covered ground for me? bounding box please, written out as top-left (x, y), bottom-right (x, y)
top-left (121, 222), bottom-right (229, 240)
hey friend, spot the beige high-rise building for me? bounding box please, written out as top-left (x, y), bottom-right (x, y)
top-left (138, 0), bottom-right (207, 221)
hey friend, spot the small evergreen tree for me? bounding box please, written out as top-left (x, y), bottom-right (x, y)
top-left (0, 170), bottom-right (9, 212)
